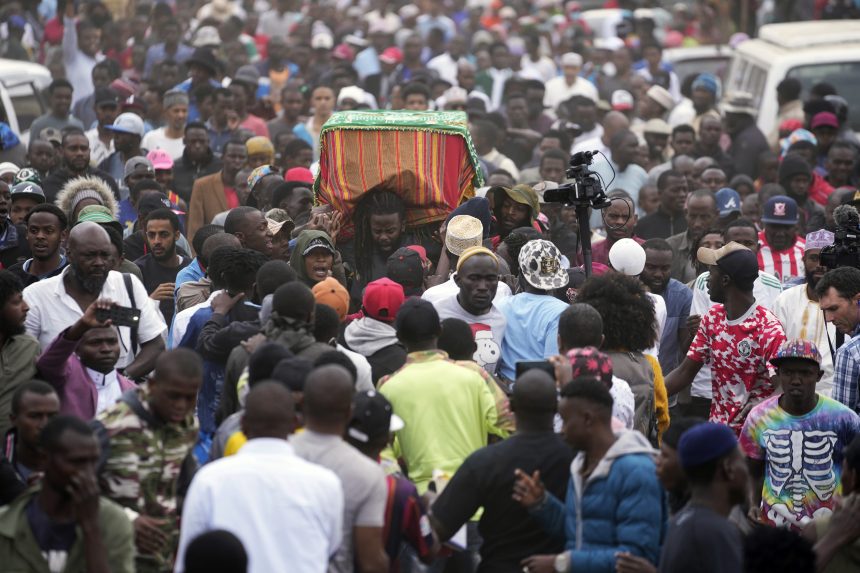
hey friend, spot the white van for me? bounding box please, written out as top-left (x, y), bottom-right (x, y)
top-left (0, 58), bottom-right (52, 143)
top-left (725, 20), bottom-right (860, 136)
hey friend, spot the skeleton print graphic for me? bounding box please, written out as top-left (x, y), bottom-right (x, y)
top-left (740, 394), bottom-right (860, 531)
top-left (761, 428), bottom-right (838, 527)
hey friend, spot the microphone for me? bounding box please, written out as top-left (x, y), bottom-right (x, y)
top-left (834, 204), bottom-right (860, 229)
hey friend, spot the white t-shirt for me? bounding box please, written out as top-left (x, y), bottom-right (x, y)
top-left (773, 284), bottom-right (839, 397)
top-left (422, 277), bottom-right (512, 305)
top-left (434, 294), bottom-right (507, 374)
top-left (644, 292), bottom-right (667, 361)
top-left (23, 268), bottom-right (166, 369)
top-left (141, 127), bottom-right (185, 160)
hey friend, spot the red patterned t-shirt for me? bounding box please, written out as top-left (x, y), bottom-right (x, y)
top-left (687, 303), bottom-right (786, 434)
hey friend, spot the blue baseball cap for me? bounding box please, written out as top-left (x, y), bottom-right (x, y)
top-left (761, 195), bottom-right (799, 226)
top-left (715, 188), bottom-right (741, 218)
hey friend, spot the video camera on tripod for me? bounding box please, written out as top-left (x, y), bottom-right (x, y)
top-left (541, 150), bottom-right (612, 276)
top-left (542, 150), bottom-right (611, 209)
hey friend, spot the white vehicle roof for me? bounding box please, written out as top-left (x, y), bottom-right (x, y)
top-left (726, 20), bottom-right (860, 136)
top-left (0, 58), bottom-right (51, 92)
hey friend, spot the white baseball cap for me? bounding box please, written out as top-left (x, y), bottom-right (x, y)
top-left (105, 113), bottom-right (145, 138)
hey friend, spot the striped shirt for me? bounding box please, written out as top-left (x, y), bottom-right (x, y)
top-left (757, 230), bottom-right (805, 285)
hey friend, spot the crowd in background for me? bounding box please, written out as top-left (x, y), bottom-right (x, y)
top-left (1, 0), bottom-right (860, 572)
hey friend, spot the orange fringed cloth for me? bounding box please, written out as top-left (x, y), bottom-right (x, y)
top-left (313, 110), bottom-right (485, 229)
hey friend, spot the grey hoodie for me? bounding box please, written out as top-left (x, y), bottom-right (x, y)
top-left (343, 316), bottom-right (399, 356)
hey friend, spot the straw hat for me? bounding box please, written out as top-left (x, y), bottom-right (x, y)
top-left (446, 215), bottom-right (483, 256)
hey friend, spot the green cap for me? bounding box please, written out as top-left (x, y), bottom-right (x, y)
top-left (76, 205), bottom-right (124, 236)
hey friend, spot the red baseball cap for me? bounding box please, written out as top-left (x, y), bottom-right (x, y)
top-left (811, 111), bottom-right (839, 130)
top-left (379, 47), bottom-right (403, 65)
top-left (362, 278), bottom-right (405, 323)
top-left (285, 167), bottom-right (314, 184)
top-left (406, 244), bottom-right (427, 262)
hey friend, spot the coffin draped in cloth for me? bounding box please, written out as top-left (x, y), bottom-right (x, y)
top-left (313, 110), bottom-right (484, 228)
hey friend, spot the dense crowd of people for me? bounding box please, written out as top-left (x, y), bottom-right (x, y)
top-left (1, 0), bottom-right (860, 572)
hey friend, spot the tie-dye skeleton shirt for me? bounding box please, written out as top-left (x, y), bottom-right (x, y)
top-left (740, 394), bottom-right (860, 530)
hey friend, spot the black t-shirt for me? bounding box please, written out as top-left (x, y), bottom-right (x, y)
top-left (134, 253), bottom-right (191, 325)
top-left (658, 504), bottom-right (743, 573)
top-left (26, 497), bottom-right (77, 572)
top-left (432, 432), bottom-right (574, 573)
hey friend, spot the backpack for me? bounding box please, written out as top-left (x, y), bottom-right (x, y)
top-left (605, 351), bottom-right (658, 443)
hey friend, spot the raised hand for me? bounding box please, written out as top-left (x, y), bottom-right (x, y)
top-left (512, 469), bottom-right (545, 509)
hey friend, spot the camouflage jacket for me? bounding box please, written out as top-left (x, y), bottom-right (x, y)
top-left (96, 386), bottom-right (198, 571)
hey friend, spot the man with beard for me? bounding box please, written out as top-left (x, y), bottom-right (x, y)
top-left (817, 267), bottom-right (860, 414)
top-left (641, 239), bottom-right (693, 379)
top-left (7, 204), bottom-right (68, 287)
top-left (0, 271), bottom-right (41, 437)
top-left (23, 222), bottom-right (166, 380)
top-left (773, 230), bottom-right (837, 395)
top-left (667, 190), bottom-right (719, 283)
top-left (758, 195), bottom-right (805, 285)
top-left (578, 191), bottom-right (643, 267)
top-left (135, 208), bottom-right (191, 325)
top-left (487, 184), bottom-right (540, 245)
top-left (41, 130), bottom-right (120, 203)
top-left (350, 189), bottom-right (410, 302)
top-left (0, 415), bottom-right (135, 572)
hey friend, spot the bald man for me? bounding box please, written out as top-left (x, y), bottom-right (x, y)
top-left (23, 221), bottom-right (166, 379)
top-left (291, 365), bottom-right (389, 573)
top-left (430, 370), bottom-right (575, 570)
top-left (176, 382), bottom-right (344, 573)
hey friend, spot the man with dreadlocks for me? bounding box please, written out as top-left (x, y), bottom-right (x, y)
top-left (349, 187), bottom-right (412, 303)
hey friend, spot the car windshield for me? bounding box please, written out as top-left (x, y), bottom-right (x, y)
top-left (787, 62), bottom-right (860, 132)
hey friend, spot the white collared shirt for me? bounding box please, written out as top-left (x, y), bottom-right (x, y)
top-left (23, 268), bottom-right (166, 368)
top-left (175, 438), bottom-right (343, 573)
top-left (86, 367), bottom-right (123, 414)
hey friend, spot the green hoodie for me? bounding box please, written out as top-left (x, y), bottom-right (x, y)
top-left (290, 229), bottom-right (338, 287)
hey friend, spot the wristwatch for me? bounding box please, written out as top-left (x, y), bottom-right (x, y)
top-left (554, 551), bottom-right (571, 573)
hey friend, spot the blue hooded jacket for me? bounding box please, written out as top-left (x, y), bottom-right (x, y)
top-left (531, 430), bottom-right (667, 572)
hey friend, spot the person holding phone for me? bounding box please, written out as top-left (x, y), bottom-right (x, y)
top-left (36, 298), bottom-right (136, 420)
